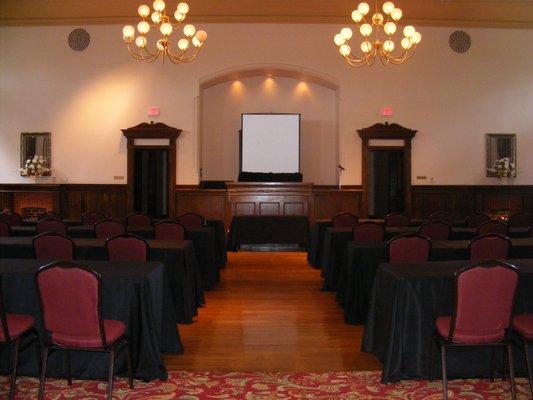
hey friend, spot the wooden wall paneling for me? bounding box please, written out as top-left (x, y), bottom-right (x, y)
top-left (312, 189), bottom-right (362, 220)
top-left (0, 191), bottom-right (14, 211)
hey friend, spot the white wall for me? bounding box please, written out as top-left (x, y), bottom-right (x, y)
top-left (1, 23), bottom-right (532, 185)
top-left (201, 76), bottom-right (337, 184)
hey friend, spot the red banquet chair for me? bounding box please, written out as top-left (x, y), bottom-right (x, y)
top-left (331, 213), bottom-right (358, 228)
top-left (512, 314), bottom-right (533, 396)
top-left (466, 213), bottom-right (491, 228)
top-left (387, 233), bottom-right (431, 263)
top-left (0, 275), bottom-right (40, 400)
top-left (0, 220), bottom-right (11, 237)
top-left (37, 218), bottom-right (67, 235)
top-left (477, 221), bottom-right (509, 236)
top-left (352, 222), bottom-right (385, 244)
top-left (33, 232), bottom-right (75, 261)
top-left (385, 212), bottom-right (410, 227)
top-left (154, 220), bottom-right (186, 240)
top-left (35, 261), bottom-right (133, 400)
top-left (469, 233), bottom-right (511, 261)
top-left (37, 211), bottom-right (61, 221)
top-left (428, 211), bottom-right (454, 225)
top-left (177, 213), bottom-right (205, 230)
top-left (431, 261), bottom-right (519, 400)
top-left (81, 211), bottom-right (106, 226)
top-left (0, 211), bottom-right (23, 227)
top-left (508, 212), bottom-right (530, 228)
top-left (94, 219), bottom-right (125, 239)
top-left (126, 212), bottom-right (152, 228)
top-left (419, 221), bottom-right (452, 242)
top-left (106, 234), bottom-right (148, 262)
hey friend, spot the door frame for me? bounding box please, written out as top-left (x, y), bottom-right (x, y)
top-left (122, 122), bottom-right (182, 217)
top-left (357, 123), bottom-right (417, 218)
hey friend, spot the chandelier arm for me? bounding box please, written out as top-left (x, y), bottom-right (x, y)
top-left (169, 48), bottom-right (202, 63)
top-left (127, 45), bottom-right (159, 62)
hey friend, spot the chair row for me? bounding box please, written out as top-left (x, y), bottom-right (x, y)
top-left (330, 211), bottom-right (531, 228)
top-left (0, 261), bottom-right (133, 400)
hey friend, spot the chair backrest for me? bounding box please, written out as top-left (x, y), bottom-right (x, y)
top-left (94, 219), bottom-right (125, 239)
top-left (177, 213), bottom-right (205, 230)
top-left (352, 222), bottom-right (385, 243)
top-left (33, 232), bottom-right (75, 261)
top-left (388, 233), bottom-right (431, 263)
top-left (331, 213), bottom-right (358, 228)
top-left (126, 212), bottom-right (152, 227)
top-left (477, 221), bottom-right (509, 236)
top-left (466, 213), bottom-right (491, 228)
top-left (446, 261), bottom-right (519, 343)
top-left (419, 221), bottom-right (452, 242)
top-left (0, 220), bottom-right (10, 237)
top-left (106, 234), bottom-right (148, 262)
top-left (37, 217), bottom-right (67, 235)
top-left (37, 211), bottom-right (61, 221)
top-left (428, 211), bottom-right (454, 224)
top-left (154, 220), bottom-right (186, 240)
top-left (35, 262), bottom-right (109, 347)
top-left (385, 212), bottom-right (410, 227)
top-left (508, 212), bottom-right (530, 228)
top-left (0, 275), bottom-right (12, 342)
top-left (469, 233), bottom-right (511, 261)
top-left (0, 211), bottom-right (23, 227)
top-left (81, 211), bottom-right (106, 225)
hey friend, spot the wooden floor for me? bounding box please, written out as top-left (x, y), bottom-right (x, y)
top-left (164, 251), bottom-right (382, 371)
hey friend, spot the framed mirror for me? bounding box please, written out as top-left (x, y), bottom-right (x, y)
top-left (20, 132), bottom-right (51, 176)
top-left (486, 133), bottom-right (516, 178)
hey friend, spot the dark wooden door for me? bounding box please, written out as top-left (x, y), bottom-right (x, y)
top-left (133, 148), bottom-right (169, 218)
top-left (369, 149), bottom-right (404, 218)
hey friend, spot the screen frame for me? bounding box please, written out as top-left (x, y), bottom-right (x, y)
top-left (239, 113), bottom-right (301, 174)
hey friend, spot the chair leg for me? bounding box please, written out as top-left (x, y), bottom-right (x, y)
top-left (33, 333), bottom-right (42, 376)
top-left (38, 347), bottom-right (49, 400)
top-left (441, 343), bottom-right (448, 400)
top-left (9, 339), bottom-right (21, 400)
top-left (125, 342), bottom-right (134, 389)
top-left (506, 344), bottom-right (517, 400)
top-left (107, 350), bottom-right (115, 400)
top-left (64, 350), bottom-right (72, 386)
top-left (525, 340), bottom-right (533, 397)
top-left (428, 338), bottom-right (434, 381)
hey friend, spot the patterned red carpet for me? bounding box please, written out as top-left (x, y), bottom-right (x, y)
top-left (1, 371), bottom-right (530, 399)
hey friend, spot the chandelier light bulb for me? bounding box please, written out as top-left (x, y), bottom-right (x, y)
top-left (174, 11), bottom-right (185, 21)
top-left (372, 12), bottom-right (384, 25)
top-left (340, 44), bottom-right (351, 56)
top-left (153, 0), bottom-right (166, 12)
top-left (340, 27), bottom-right (353, 40)
top-left (351, 10), bottom-right (363, 23)
top-left (360, 41), bottom-right (372, 53)
top-left (384, 21), bottom-right (396, 35)
top-left (138, 5), bottom-right (151, 17)
top-left (123, 25), bottom-right (135, 39)
top-left (360, 23), bottom-right (372, 37)
top-left (383, 40), bottom-right (395, 52)
top-left (192, 36), bottom-right (202, 47)
top-left (382, 1), bottom-right (395, 15)
top-left (135, 36), bottom-right (147, 48)
top-left (160, 22), bottom-right (173, 36)
top-left (177, 2), bottom-right (190, 14)
top-left (401, 37), bottom-right (412, 49)
top-left (411, 31), bottom-right (422, 44)
top-left (178, 38), bottom-right (189, 51)
top-left (334, 33), bottom-right (345, 46)
top-left (357, 2), bottom-right (370, 15)
top-left (196, 30), bottom-right (208, 42)
top-left (183, 24), bottom-right (196, 37)
top-left (156, 38), bottom-right (167, 51)
top-left (403, 25), bottom-right (415, 37)
top-left (137, 21), bottom-right (150, 34)
top-left (151, 11), bottom-right (161, 24)
top-left (391, 8), bottom-right (402, 21)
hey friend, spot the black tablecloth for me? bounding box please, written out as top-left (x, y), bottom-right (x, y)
top-left (337, 238), bottom-right (533, 325)
top-left (307, 220), bottom-right (331, 267)
top-left (228, 216), bottom-right (309, 248)
top-left (362, 259), bottom-right (533, 383)
top-left (0, 259), bottom-right (181, 381)
top-left (0, 237), bottom-right (203, 325)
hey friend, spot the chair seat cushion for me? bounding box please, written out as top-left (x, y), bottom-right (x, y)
top-left (513, 314), bottom-right (533, 340)
top-left (0, 314), bottom-right (35, 341)
top-left (52, 319), bottom-right (125, 348)
top-left (436, 316), bottom-right (505, 344)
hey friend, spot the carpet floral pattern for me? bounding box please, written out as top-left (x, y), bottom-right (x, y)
top-left (0, 371), bottom-right (530, 399)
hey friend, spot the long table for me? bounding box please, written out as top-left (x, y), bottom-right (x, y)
top-left (337, 238), bottom-right (533, 325)
top-left (0, 259), bottom-right (181, 381)
top-left (362, 259), bottom-right (533, 383)
top-left (0, 237), bottom-right (203, 325)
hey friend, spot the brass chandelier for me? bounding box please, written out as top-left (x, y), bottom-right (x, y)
top-left (334, 1), bottom-right (421, 67)
top-left (122, 0), bottom-right (207, 64)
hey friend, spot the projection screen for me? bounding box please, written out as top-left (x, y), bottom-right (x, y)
top-left (240, 113), bottom-right (300, 173)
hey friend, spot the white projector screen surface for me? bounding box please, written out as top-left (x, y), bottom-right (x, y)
top-left (241, 114), bottom-right (300, 173)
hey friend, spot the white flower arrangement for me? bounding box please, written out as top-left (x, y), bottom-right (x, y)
top-left (20, 155), bottom-right (51, 177)
top-left (487, 157), bottom-right (516, 178)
